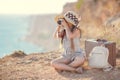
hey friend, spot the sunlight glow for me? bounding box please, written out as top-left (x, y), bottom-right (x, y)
top-left (0, 0), bottom-right (77, 14)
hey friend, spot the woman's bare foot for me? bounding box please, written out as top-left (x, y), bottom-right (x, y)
top-left (55, 68), bottom-right (63, 73)
top-left (75, 67), bottom-right (83, 74)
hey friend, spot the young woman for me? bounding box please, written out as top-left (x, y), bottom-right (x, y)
top-left (51, 11), bottom-right (86, 73)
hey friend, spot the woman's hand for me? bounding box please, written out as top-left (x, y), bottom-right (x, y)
top-left (61, 19), bottom-right (80, 39)
top-left (53, 26), bottom-right (65, 38)
top-left (53, 26), bottom-right (60, 38)
top-left (61, 19), bottom-right (68, 28)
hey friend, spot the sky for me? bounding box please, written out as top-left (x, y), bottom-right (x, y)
top-left (0, 0), bottom-right (77, 15)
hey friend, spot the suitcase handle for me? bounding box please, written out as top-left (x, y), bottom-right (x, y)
top-left (96, 39), bottom-right (107, 42)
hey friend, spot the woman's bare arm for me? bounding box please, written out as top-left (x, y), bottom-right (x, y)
top-left (64, 26), bottom-right (80, 39)
top-left (53, 26), bottom-right (60, 38)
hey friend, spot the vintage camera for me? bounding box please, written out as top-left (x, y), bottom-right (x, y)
top-left (57, 19), bottom-right (62, 25)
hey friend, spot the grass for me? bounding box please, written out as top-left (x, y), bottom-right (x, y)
top-left (76, 0), bottom-right (84, 9)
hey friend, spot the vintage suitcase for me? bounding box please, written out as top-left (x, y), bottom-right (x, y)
top-left (85, 39), bottom-right (116, 67)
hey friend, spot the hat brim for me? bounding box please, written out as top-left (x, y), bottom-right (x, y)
top-left (55, 15), bottom-right (76, 26)
top-left (64, 17), bottom-right (76, 26)
top-left (54, 15), bottom-right (64, 22)
top-left (55, 13), bottom-right (80, 26)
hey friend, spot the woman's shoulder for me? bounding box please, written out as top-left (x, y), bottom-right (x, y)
top-left (74, 28), bottom-right (80, 34)
top-left (72, 28), bottom-right (80, 38)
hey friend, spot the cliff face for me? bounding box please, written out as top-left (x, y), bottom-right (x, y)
top-left (25, 14), bottom-right (60, 51)
top-left (63, 0), bottom-right (120, 24)
top-left (63, 0), bottom-right (120, 47)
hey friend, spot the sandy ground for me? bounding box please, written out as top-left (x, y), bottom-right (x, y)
top-left (0, 51), bottom-right (120, 80)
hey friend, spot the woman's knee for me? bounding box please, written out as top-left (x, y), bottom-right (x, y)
top-left (77, 56), bottom-right (85, 66)
top-left (69, 56), bottom-right (85, 67)
top-left (76, 56), bottom-right (85, 63)
top-left (51, 57), bottom-right (70, 66)
top-left (51, 60), bottom-right (58, 67)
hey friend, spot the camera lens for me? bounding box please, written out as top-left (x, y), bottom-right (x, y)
top-left (57, 20), bottom-right (61, 25)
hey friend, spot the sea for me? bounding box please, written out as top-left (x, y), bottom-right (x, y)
top-left (0, 15), bottom-right (44, 58)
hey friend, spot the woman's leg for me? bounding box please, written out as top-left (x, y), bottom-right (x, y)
top-left (69, 56), bottom-right (85, 68)
top-left (68, 56), bottom-right (85, 73)
top-left (51, 57), bottom-right (76, 72)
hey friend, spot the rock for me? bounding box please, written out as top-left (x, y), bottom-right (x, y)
top-left (9, 50), bottom-right (27, 58)
top-left (100, 13), bottom-right (120, 48)
top-left (17, 60), bottom-right (32, 64)
top-left (28, 57), bottom-right (39, 61)
top-left (105, 13), bottom-right (120, 27)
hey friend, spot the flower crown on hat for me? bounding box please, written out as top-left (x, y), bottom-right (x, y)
top-left (64, 11), bottom-right (79, 26)
top-left (55, 11), bottom-right (81, 26)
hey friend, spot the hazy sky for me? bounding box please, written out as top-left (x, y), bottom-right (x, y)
top-left (0, 0), bottom-right (77, 14)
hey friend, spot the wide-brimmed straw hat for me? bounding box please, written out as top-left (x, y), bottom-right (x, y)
top-left (55, 11), bottom-right (80, 26)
